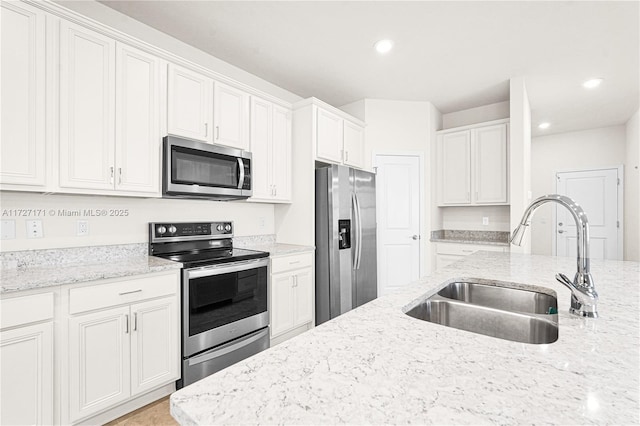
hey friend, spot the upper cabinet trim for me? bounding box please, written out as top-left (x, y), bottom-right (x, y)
top-left (21, 0), bottom-right (294, 109)
top-left (436, 118), bottom-right (510, 135)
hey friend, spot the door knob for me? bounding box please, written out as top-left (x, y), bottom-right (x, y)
top-left (412, 235), bottom-right (420, 240)
top-left (558, 230), bottom-right (565, 234)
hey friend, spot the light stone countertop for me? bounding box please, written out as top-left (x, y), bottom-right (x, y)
top-left (0, 256), bottom-right (182, 294)
top-left (171, 252), bottom-right (640, 425)
top-left (430, 237), bottom-right (510, 246)
top-left (242, 243), bottom-right (315, 257)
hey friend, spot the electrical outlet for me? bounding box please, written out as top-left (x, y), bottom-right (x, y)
top-left (77, 220), bottom-right (89, 236)
top-left (1, 220), bottom-right (16, 240)
top-left (26, 220), bottom-right (43, 238)
top-left (482, 217), bottom-right (489, 226)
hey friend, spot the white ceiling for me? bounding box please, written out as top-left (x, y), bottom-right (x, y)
top-left (97, 0), bottom-right (639, 136)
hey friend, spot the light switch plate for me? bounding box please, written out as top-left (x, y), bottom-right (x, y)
top-left (1, 220), bottom-right (16, 240)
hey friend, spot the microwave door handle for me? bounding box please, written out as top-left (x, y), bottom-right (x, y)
top-left (237, 158), bottom-right (245, 189)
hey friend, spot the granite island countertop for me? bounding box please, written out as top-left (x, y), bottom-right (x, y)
top-left (170, 252), bottom-right (639, 425)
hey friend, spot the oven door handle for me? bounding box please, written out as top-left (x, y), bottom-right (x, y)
top-left (188, 327), bottom-right (269, 366)
top-left (186, 258), bottom-right (269, 279)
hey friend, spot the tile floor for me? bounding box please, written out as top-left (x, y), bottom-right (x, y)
top-left (105, 396), bottom-right (177, 426)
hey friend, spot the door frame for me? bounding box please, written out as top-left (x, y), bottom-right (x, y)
top-left (372, 151), bottom-right (425, 295)
top-left (551, 165), bottom-right (624, 260)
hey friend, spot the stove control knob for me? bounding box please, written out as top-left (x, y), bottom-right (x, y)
top-left (157, 225), bottom-right (167, 235)
top-left (225, 224), bottom-right (232, 232)
top-left (168, 225), bottom-right (177, 234)
top-left (216, 224), bottom-right (224, 232)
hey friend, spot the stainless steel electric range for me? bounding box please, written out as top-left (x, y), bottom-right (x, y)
top-left (149, 221), bottom-right (269, 388)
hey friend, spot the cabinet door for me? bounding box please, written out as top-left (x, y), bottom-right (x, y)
top-left (343, 121), bottom-right (364, 169)
top-left (249, 97), bottom-right (272, 200)
top-left (293, 268), bottom-right (313, 326)
top-left (316, 108), bottom-right (343, 163)
top-left (213, 82), bottom-right (249, 150)
top-left (115, 43), bottom-right (161, 194)
top-left (473, 124), bottom-right (508, 204)
top-left (69, 306), bottom-right (131, 422)
top-left (130, 297), bottom-right (179, 396)
top-left (0, 322), bottom-right (53, 426)
top-left (59, 21), bottom-right (116, 190)
top-left (0, 1), bottom-right (46, 188)
top-left (271, 105), bottom-right (292, 201)
top-left (439, 131), bottom-right (471, 205)
top-left (167, 64), bottom-right (212, 142)
top-left (270, 273), bottom-right (295, 337)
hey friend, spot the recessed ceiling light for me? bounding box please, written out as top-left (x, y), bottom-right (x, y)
top-left (583, 78), bottom-right (604, 89)
top-left (374, 39), bottom-right (394, 54)
top-left (538, 122), bottom-right (551, 129)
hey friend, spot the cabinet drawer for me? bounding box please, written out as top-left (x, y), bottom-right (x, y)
top-left (1, 293), bottom-right (54, 329)
top-left (436, 242), bottom-right (506, 256)
top-left (271, 252), bottom-right (313, 274)
top-left (69, 273), bottom-right (177, 314)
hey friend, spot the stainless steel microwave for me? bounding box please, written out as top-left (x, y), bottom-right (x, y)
top-left (163, 136), bottom-right (252, 200)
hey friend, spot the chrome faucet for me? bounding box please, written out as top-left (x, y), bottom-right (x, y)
top-left (511, 194), bottom-right (598, 318)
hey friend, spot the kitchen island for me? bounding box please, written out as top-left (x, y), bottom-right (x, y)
top-left (170, 252), bottom-right (639, 425)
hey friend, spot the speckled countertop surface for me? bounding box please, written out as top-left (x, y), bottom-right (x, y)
top-left (0, 244), bottom-right (182, 294)
top-left (171, 252), bottom-right (639, 425)
top-left (243, 243), bottom-right (315, 257)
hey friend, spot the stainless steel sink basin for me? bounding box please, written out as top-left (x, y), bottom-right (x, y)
top-left (405, 278), bottom-right (559, 344)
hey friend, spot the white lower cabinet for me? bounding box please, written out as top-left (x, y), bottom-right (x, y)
top-left (0, 293), bottom-right (54, 426)
top-left (270, 253), bottom-right (314, 344)
top-left (66, 272), bottom-right (179, 424)
top-left (435, 242), bottom-right (508, 270)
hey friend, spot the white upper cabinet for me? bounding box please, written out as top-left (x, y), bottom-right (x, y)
top-left (313, 102), bottom-right (365, 169)
top-left (316, 108), bottom-right (343, 163)
top-left (115, 44), bottom-right (162, 194)
top-left (167, 64), bottom-right (213, 143)
top-left (249, 97), bottom-right (291, 203)
top-left (343, 120), bottom-right (365, 169)
top-left (0, 1), bottom-right (46, 189)
top-left (59, 21), bottom-right (161, 196)
top-left (59, 21), bottom-right (116, 191)
top-left (473, 124), bottom-right (509, 204)
top-left (437, 120), bottom-right (509, 206)
top-left (213, 82), bottom-right (249, 150)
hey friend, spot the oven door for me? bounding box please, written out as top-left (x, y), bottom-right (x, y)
top-left (163, 136), bottom-right (252, 199)
top-left (183, 257), bottom-right (269, 357)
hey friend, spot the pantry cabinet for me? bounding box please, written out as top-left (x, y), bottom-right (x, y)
top-left (438, 120), bottom-right (509, 206)
top-left (66, 272), bottom-right (179, 423)
top-left (0, 293), bottom-right (54, 426)
top-left (59, 22), bottom-right (161, 195)
top-left (249, 96), bottom-right (292, 202)
top-left (270, 252), bottom-right (314, 343)
top-left (0, 1), bottom-right (47, 190)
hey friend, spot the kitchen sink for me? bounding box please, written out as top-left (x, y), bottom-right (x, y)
top-left (404, 278), bottom-right (559, 344)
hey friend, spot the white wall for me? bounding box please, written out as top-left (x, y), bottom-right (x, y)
top-left (624, 110), bottom-right (640, 261)
top-left (442, 101), bottom-right (510, 129)
top-left (529, 125), bottom-right (627, 256)
top-left (509, 77), bottom-right (532, 254)
top-left (0, 192), bottom-right (275, 251)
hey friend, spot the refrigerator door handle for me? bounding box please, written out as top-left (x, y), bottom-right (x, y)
top-left (352, 192), bottom-right (363, 270)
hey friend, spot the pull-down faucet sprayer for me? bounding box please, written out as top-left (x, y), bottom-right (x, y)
top-left (511, 194), bottom-right (598, 318)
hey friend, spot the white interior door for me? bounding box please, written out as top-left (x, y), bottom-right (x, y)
top-left (556, 168), bottom-right (621, 260)
top-left (375, 155), bottom-right (421, 296)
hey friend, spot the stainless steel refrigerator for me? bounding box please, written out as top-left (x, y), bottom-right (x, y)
top-left (315, 165), bottom-right (377, 325)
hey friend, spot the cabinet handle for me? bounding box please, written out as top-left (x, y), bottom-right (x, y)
top-left (133, 312), bottom-right (138, 331)
top-left (462, 249), bottom-right (474, 253)
top-left (293, 275), bottom-right (297, 287)
top-left (119, 289), bottom-right (142, 296)
top-left (118, 168), bottom-right (122, 185)
top-left (110, 166), bottom-right (114, 184)
top-left (216, 126), bottom-right (220, 140)
top-left (289, 260), bottom-right (301, 265)
top-left (345, 151), bottom-right (349, 162)
top-left (274, 186), bottom-right (277, 196)
top-left (204, 123), bottom-right (208, 137)
top-left (125, 314), bottom-right (129, 334)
